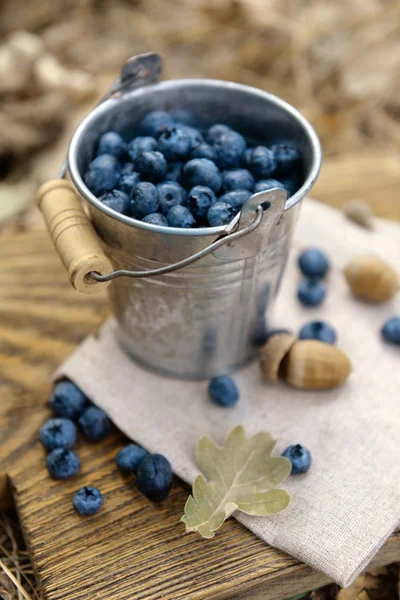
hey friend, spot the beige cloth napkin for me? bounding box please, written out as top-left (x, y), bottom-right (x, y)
top-left (56, 199), bottom-right (400, 587)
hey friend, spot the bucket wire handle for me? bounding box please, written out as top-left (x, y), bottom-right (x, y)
top-left (36, 51), bottom-right (286, 294)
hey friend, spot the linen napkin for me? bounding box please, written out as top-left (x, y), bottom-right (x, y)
top-left (55, 198), bottom-right (400, 587)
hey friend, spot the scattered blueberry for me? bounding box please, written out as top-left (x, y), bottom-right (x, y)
top-left (176, 124), bottom-right (204, 148)
top-left (50, 381), bottom-right (88, 421)
top-left (130, 182), bottom-right (159, 219)
top-left (188, 186), bottom-right (216, 221)
top-left (157, 181), bottom-right (187, 215)
top-left (40, 418), bottom-right (78, 451)
top-left (219, 189), bottom-right (252, 211)
top-left (182, 158), bottom-right (222, 193)
top-left (222, 169), bottom-right (255, 192)
top-left (282, 444), bottom-right (312, 475)
top-left (127, 136), bottom-right (157, 161)
top-left (207, 201), bottom-right (236, 227)
top-left (137, 454), bottom-right (173, 502)
top-left (135, 151), bottom-right (167, 183)
top-left (297, 277), bottom-right (327, 307)
top-left (248, 146), bottom-right (276, 179)
top-left (46, 448), bottom-right (80, 479)
top-left (142, 213), bottom-right (169, 226)
top-left (100, 190), bottom-right (130, 216)
top-left (73, 486), bottom-right (103, 516)
top-left (206, 124), bottom-right (232, 145)
top-left (78, 406), bottom-right (111, 442)
top-left (208, 376), bottom-right (239, 407)
top-left (271, 142), bottom-right (300, 176)
top-left (158, 127), bottom-right (192, 161)
top-left (298, 248), bottom-right (330, 278)
top-left (167, 205), bottom-right (196, 228)
top-left (84, 154), bottom-right (121, 196)
top-left (116, 443), bottom-right (148, 474)
top-left (190, 143), bottom-right (217, 161)
top-left (254, 179), bottom-right (285, 194)
top-left (214, 130), bottom-right (247, 169)
top-left (165, 162), bottom-right (183, 183)
top-left (97, 132), bottom-right (126, 159)
top-left (381, 317), bottom-right (400, 346)
top-left (299, 321), bottom-right (337, 344)
top-left (139, 110), bottom-right (174, 138)
top-left (117, 171), bottom-right (141, 197)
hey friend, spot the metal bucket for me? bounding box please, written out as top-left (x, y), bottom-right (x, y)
top-left (40, 53), bottom-right (322, 379)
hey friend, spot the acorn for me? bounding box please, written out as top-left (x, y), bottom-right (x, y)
top-left (260, 335), bottom-right (351, 390)
top-left (344, 200), bottom-right (374, 230)
top-left (344, 254), bottom-right (399, 303)
top-left (282, 340), bottom-right (351, 390)
top-left (259, 333), bottom-right (297, 383)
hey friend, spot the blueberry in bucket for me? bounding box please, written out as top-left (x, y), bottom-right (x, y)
top-left (130, 182), bottom-right (159, 219)
top-left (135, 151), bottom-right (167, 183)
top-left (167, 205), bottom-right (195, 228)
top-left (182, 158), bottom-right (222, 193)
top-left (84, 154), bottom-right (121, 196)
top-left (222, 169), bottom-right (255, 192)
top-left (188, 186), bottom-right (216, 221)
top-left (139, 110), bottom-right (174, 138)
top-left (158, 127), bottom-right (192, 161)
top-left (142, 213), bottom-right (169, 226)
top-left (207, 202), bottom-right (236, 227)
top-left (157, 181), bottom-right (187, 215)
top-left (127, 136), bottom-right (157, 161)
top-left (100, 190), bottom-right (130, 216)
top-left (97, 132), bottom-right (126, 159)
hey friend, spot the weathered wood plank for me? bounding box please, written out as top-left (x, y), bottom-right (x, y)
top-left (0, 230), bottom-right (398, 600)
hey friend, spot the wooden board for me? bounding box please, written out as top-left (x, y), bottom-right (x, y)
top-left (0, 229), bottom-right (399, 600)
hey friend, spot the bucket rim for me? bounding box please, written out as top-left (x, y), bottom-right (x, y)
top-left (68, 78), bottom-right (322, 237)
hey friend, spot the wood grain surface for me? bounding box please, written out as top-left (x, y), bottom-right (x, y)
top-left (0, 229), bottom-right (398, 600)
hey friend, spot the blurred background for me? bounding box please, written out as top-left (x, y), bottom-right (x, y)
top-left (0, 0), bottom-right (400, 230)
top-left (0, 1), bottom-right (400, 598)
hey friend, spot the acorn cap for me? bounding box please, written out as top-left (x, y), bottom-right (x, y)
top-left (282, 340), bottom-right (351, 390)
top-left (259, 333), bottom-right (297, 383)
top-left (344, 254), bottom-right (399, 303)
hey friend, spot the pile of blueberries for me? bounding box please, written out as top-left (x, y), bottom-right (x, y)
top-left (84, 110), bottom-right (301, 228)
top-left (40, 381), bottom-right (172, 516)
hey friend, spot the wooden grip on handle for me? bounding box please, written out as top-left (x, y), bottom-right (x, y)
top-left (36, 179), bottom-right (113, 294)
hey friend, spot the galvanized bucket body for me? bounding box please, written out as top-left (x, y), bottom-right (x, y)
top-left (68, 76), bottom-right (321, 379)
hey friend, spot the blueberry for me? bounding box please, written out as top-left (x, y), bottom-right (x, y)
top-left (214, 131), bottom-right (247, 169)
top-left (73, 486), bottom-right (103, 516)
top-left (222, 169), bottom-right (255, 192)
top-left (137, 454), bottom-right (172, 502)
top-left (241, 147), bottom-right (253, 168)
top-left (280, 175), bottom-right (300, 197)
top-left (97, 131), bottom-right (126, 159)
top-left (117, 171), bottom-right (141, 196)
top-left (164, 162), bottom-right (183, 184)
top-left (381, 317), bottom-right (400, 346)
top-left (135, 151), bottom-right (167, 183)
top-left (298, 248), bottom-right (330, 278)
top-left (297, 277), bottom-right (327, 307)
top-left (271, 142), bottom-right (300, 177)
top-left (182, 158), bottom-right (222, 193)
top-left (78, 406), bottom-right (111, 442)
top-left (207, 202), bottom-right (236, 227)
top-left (299, 321), bottom-right (337, 344)
top-left (248, 146), bottom-right (276, 179)
top-left (46, 448), bottom-right (80, 479)
top-left (208, 376), bottom-right (239, 407)
top-left (219, 189), bottom-right (252, 211)
top-left (100, 190), bottom-right (130, 216)
top-left (188, 186), bottom-right (216, 221)
top-left (254, 179), bottom-right (285, 194)
top-left (190, 143), bottom-right (217, 161)
top-left (157, 181), bottom-right (187, 215)
top-left (50, 381), bottom-right (88, 421)
top-left (176, 124), bottom-right (204, 148)
top-left (167, 205), bottom-right (196, 228)
top-left (127, 136), bottom-right (157, 161)
top-left (116, 443), bottom-right (148, 474)
top-left (282, 444), bottom-right (311, 475)
top-left (40, 418), bottom-right (77, 451)
top-left (142, 213), bottom-right (169, 226)
top-left (120, 162), bottom-right (135, 175)
top-left (157, 126), bottom-right (192, 161)
top-left (130, 182), bottom-right (159, 219)
top-left (84, 154), bottom-right (121, 196)
top-left (206, 124), bottom-right (232, 145)
top-left (140, 110), bottom-right (174, 138)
